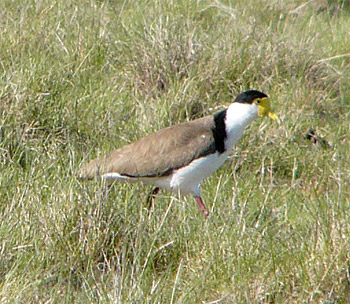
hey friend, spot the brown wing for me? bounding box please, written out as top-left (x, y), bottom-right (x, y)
top-left (78, 115), bottom-right (216, 179)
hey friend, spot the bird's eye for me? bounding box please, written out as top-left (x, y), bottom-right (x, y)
top-left (256, 99), bottom-right (261, 104)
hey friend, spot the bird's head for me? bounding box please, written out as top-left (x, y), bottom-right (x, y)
top-left (234, 90), bottom-right (279, 121)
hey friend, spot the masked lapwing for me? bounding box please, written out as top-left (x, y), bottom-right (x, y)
top-left (78, 90), bottom-right (278, 217)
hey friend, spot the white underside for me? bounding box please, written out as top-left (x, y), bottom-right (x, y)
top-left (102, 150), bottom-right (231, 197)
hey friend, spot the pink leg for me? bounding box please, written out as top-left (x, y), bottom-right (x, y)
top-left (146, 187), bottom-right (160, 210)
top-left (195, 196), bottom-right (209, 218)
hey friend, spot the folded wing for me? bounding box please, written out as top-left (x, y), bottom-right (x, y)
top-left (78, 115), bottom-right (216, 179)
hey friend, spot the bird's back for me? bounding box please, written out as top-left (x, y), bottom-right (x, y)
top-left (78, 115), bottom-right (216, 180)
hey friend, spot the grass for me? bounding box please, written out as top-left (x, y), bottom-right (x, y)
top-left (1, 0), bottom-right (350, 302)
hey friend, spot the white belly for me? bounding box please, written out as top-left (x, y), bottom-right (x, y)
top-left (102, 152), bottom-right (229, 197)
top-left (167, 151), bottom-right (230, 196)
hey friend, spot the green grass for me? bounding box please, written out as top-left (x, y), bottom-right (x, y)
top-left (1, 0), bottom-right (350, 302)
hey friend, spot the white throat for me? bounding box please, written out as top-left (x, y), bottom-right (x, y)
top-left (224, 102), bottom-right (259, 150)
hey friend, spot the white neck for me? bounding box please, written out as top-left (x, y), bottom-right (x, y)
top-left (224, 102), bottom-right (259, 150)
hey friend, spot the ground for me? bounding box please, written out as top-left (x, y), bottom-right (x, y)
top-left (1, 0), bottom-right (350, 303)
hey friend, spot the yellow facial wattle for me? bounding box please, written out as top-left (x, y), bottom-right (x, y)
top-left (256, 98), bottom-right (279, 121)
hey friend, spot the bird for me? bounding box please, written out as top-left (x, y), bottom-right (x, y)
top-left (78, 90), bottom-right (278, 217)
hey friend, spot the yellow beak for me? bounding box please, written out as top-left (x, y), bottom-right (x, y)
top-left (258, 98), bottom-right (279, 121)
